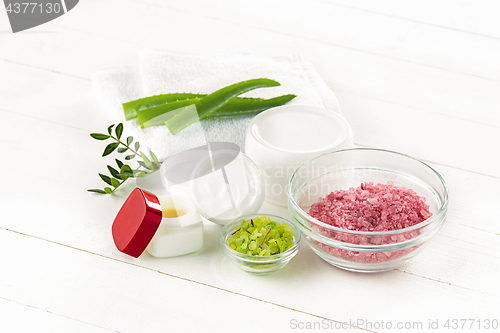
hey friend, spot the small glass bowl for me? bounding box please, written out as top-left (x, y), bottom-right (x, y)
top-left (287, 148), bottom-right (449, 273)
top-left (220, 214), bottom-right (301, 275)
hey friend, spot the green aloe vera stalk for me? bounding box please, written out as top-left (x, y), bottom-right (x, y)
top-left (204, 94), bottom-right (296, 118)
top-left (124, 93), bottom-right (268, 121)
top-left (137, 98), bottom-right (202, 128)
top-left (136, 94), bottom-right (296, 127)
top-left (123, 93), bottom-right (204, 121)
top-left (165, 78), bottom-right (281, 135)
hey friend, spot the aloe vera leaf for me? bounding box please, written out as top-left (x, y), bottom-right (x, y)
top-left (123, 93), bottom-right (204, 121)
top-left (165, 78), bottom-right (281, 135)
top-left (205, 94), bottom-right (296, 118)
top-left (124, 93), bottom-right (271, 121)
top-left (127, 94), bottom-right (270, 122)
top-left (137, 98), bottom-right (201, 128)
top-left (137, 94), bottom-right (296, 127)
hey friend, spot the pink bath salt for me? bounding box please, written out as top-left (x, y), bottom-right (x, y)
top-left (309, 182), bottom-right (432, 232)
top-left (308, 182), bottom-right (432, 264)
top-left (312, 240), bottom-right (422, 264)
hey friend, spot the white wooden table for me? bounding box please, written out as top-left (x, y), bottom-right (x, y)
top-left (1, 1), bottom-right (499, 332)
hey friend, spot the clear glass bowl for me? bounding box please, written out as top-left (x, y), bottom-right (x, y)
top-left (287, 148), bottom-right (449, 273)
top-left (220, 214), bottom-right (301, 275)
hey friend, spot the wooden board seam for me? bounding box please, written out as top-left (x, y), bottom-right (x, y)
top-left (125, 0), bottom-right (499, 82)
top-left (314, 0), bottom-right (500, 41)
top-left (0, 295), bottom-right (119, 333)
top-left (0, 57), bottom-right (89, 81)
top-left (0, 226), bottom-right (375, 333)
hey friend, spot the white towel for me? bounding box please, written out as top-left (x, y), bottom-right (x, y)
top-left (91, 49), bottom-right (340, 160)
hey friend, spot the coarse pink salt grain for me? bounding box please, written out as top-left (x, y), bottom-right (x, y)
top-left (309, 182), bottom-right (432, 232)
top-left (308, 182), bottom-right (432, 264)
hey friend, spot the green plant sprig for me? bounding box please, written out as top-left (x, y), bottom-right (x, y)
top-left (87, 123), bottom-right (161, 194)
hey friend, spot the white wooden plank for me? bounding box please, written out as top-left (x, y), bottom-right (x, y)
top-left (0, 59), bottom-right (498, 178)
top-left (1, 1), bottom-right (498, 130)
top-left (124, 0), bottom-right (500, 80)
top-left (0, 298), bottom-right (115, 333)
top-left (0, 61), bottom-right (112, 132)
top-left (262, 194), bottom-right (500, 303)
top-left (335, 89), bottom-right (500, 178)
top-left (0, 2), bottom-right (10, 32)
top-left (0, 229), bottom-right (324, 333)
top-left (0, 110), bottom-right (498, 328)
top-left (0, 29), bottom-right (140, 81)
top-left (1, 1), bottom-right (499, 330)
top-left (1, 224), bottom-right (498, 333)
top-left (322, 0), bottom-right (500, 39)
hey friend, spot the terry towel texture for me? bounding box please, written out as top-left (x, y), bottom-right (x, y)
top-left (92, 49), bottom-right (340, 160)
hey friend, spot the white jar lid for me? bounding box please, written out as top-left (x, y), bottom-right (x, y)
top-left (190, 151), bottom-right (264, 225)
top-left (248, 105), bottom-right (352, 154)
top-left (159, 142), bottom-right (265, 225)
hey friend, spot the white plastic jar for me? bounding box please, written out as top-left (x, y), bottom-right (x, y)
top-left (146, 195), bottom-right (203, 258)
top-left (112, 188), bottom-right (203, 258)
top-left (245, 105), bottom-right (353, 206)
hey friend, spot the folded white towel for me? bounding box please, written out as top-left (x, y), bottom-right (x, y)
top-left (91, 50), bottom-right (340, 160)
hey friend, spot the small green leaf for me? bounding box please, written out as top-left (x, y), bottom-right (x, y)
top-left (102, 142), bottom-right (119, 157)
top-left (120, 164), bottom-right (132, 173)
top-left (119, 165), bottom-right (133, 179)
top-left (137, 160), bottom-right (151, 170)
top-left (127, 136), bottom-right (133, 146)
top-left (135, 170), bottom-right (149, 177)
top-left (150, 151), bottom-right (160, 166)
top-left (88, 189), bottom-right (107, 194)
top-left (119, 169), bottom-right (147, 178)
top-left (118, 172), bottom-right (134, 178)
top-left (117, 148), bottom-right (127, 153)
top-left (135, 141), bottom-right (140, 151)
top-left (107, 165), bottom-right (121, 179)
top-left (140, 152), bottom-right (154, 169)
top-left (125, 154), bottom-right (135, 160)
top-left (98, 173), bottom-right (112, 186)
top-left (90, 133), bottom-right (110, 140)
top-left (104, 187), bottom-right (113, 194)
top-left (107, 124), bottom-right (115, 135)
top-left (115, 123), bottom-right (124, 140)
top-left (110, 178), bottom-right (121, 188)
top-left (115, 159), bottom-right (124, 169)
